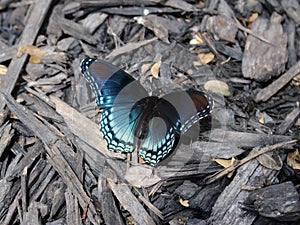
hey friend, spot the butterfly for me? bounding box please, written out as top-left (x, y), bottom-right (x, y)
top-left (80, 57), bottom-right (213, 165)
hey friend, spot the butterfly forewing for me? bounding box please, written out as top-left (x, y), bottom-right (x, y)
top-left (81, 58), bottom-right (144, 107)
top-left (161, 89), bottom-right (213, 133)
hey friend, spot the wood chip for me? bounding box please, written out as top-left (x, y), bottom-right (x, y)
top-left (254, 60), bottom-right (300, 102)
top-left (242, 13), bottom-right (288, 82)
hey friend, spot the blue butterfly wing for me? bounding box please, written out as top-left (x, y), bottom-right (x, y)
top-left (138, 90), bottom-right (213, 165)
top-left (100, 105), bottom-right (139, 153)
top-left (81, 58), bottom-right (147, 107)
top-left (101, 96), bottom-right (180, 164)
top-left (139, 120), bottom-right (178, 165)
top-left (81, 58), bottom-right (213, 165)
top-left (138, 98), bottom-right (180, 165)
top-left (81, 58), bottom-right (148, 153)
top-left (161, 89), bottom-right (213, 133)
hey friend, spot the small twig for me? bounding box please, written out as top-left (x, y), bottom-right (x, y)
top-left (205, 139), bottom-right (297, 184)
top-left (134, 187), bottom-right (164, 220)
top-left (21, 167), bottom-right (28, 214)
top-left (233, 16), bottom-right (273, 45)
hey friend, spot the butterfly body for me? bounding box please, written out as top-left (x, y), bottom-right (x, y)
top-left (80, 57), bottom-right (213, 165)
top-left (133, 97), bottom-right (159, 151)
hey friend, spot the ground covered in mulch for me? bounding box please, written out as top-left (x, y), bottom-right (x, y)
top-left (0, 0), bottom-right (300, 225)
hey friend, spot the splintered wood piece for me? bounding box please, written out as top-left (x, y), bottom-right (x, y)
top-left (0, 122), bottom-right (14, 158)
top-left (2, 93), bottom-right (99, 224)
top-left (165, 0), bottom-right (194, 11)
top-left (281, 0), bottom-right (300, 25)
top-left (277, 107), bottom-right (300, 134)
top-left (21, 205), bottom-right (41, 225)
top-left (242, 13), bottom-right (288, 82)
top-left (58, 17), bottom-right (97, 44)
top-left (6, 141), bottom-right (44, 182)
top-left (205, 140), bottom-right (297, 184)
top-left (135, 14), bottom-right (185, 43)
top-left (98, 169), bottom-right (124, 225)
top-left (205, 15), bottom-right (238, 43)
top-left (105, 37), bottom-right (157, 59)
top-left (49, 95), bottom-right (125, 160)
top-left (65, 189), bottom-right (82, 225)
top-left (1, 159), bottom-right (55, 225)
top-left (155, 141), bottom-right (245, 180)
top-left (207, 144), bottom-right (295, 224)
top-left (0, 46), bottom-right (18, 63)
top-left (107, 178), bottom-right (156, 225)
top-left (209, 129), bottom-right (293, 148)
top-left (243, 182), bottom-right (300, 221)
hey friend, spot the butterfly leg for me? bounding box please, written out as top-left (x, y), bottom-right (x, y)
top-left (126, 148), bottom-right (139, 171)
top-left (126, 153), bottom-right (131, 171)
top-left (130, 148), bottom-right (139, 165)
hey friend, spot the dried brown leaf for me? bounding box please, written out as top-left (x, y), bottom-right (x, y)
top-left (204, 80), bottom-right (231, 96)
top-left (17, 45), bottom-right (67, 64)
top-left (213, 157), bottom-right (236, 178)
top-left (150, 61), bottom-right (161, 78)
top-left (198, 52), bottom-right (215, 64)
top-left (248, 13), bottom-right (259, 24)
top-left (0, 64), bottom-right (8, 75)
top-left (18, 45), bottom-right (47, 64)
top-left (259, 112), bottom-right (265, 124)
top-left (255, 150), bottom-right (283, 170)
top-left (292, 73), bottom-right (300, 86)
top-left (179, 197), bottom-right (189, 207)
top-left (287, 149), bottom-right (300, 170)
top-left (190, 33), bottom-right (205, 45)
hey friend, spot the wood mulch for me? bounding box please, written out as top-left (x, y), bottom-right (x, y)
top-left (0, 0), bottom-right (299, 225)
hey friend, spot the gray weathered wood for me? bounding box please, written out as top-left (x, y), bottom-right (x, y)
top-left (243, 181), bottom-right (300, 221)
top-left (65, 189), bottom-right (82, 225)
top-left (2, 93), bottom-right (100, 224)
top-left (277, 107), bottom-right (300, 134)
top-left (98, 170), bottom-right (125, 225)
top-left (108, 177), bottom-right (156, 225)
top-left (208, 157), bottom-right (277, 224)
top-left (242, 13), bottom-right (287, 82)
top-left (254, 60), bottom-right (300, 102)
top-left (0, 0), bottom-right (54, 111)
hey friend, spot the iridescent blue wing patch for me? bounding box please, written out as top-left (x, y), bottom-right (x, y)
top-left (100, 105), bottom-right (137, 153)
top-left (81, 58), bottom-right (147, 107)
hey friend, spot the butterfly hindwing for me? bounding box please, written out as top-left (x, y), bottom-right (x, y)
top-left (100, 105), bottom-right (139, 153)
top-left (137, 97), bottom-right (180, 165)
